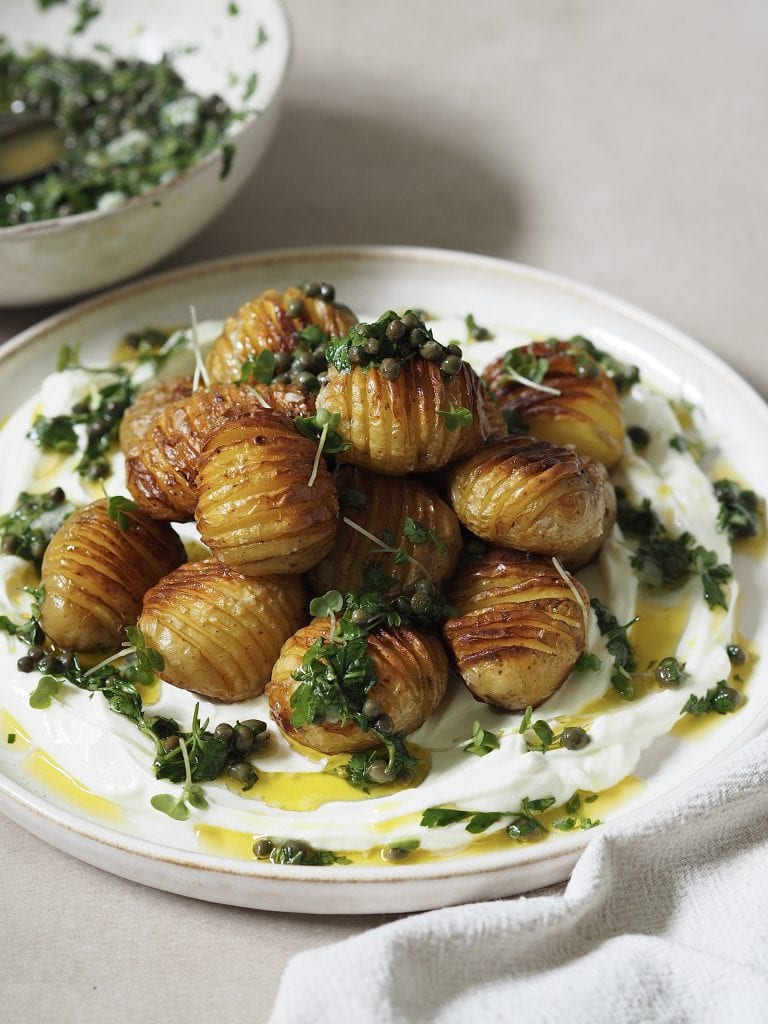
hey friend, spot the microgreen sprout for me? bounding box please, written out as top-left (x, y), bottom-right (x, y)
top-left (437, 405), bottom-right (474, 431)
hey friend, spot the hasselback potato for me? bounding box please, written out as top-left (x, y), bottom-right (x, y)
top-left (483, 340), bottom-right (624, 467)
top-left (205, 285), bottom-right (357, 384)
top-left (249, 381), bottom-right (315, 421)
top-left (124, 383), bottom-right (268, 521)
top-left (40, 498), bottom-right (186, 652)
top-left (449, 436), bottom-right (611, 561)
top-left (138, 559), bottom-right (307, 701)
top-left (267, 618), bottom-right (449, 754)
top-left (118, 375), bottom-right (194, 455)
top-left (195, 410), bottom-right (338, 575)
top-left (444, 548), bottom-right (589, 710)
top-left (309, 466), bottom-right (462, 596)
top-left (316, 359), bottom-right (490, 474)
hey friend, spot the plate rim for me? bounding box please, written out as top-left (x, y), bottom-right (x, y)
top-left (1, 243), bottom-right (766, 910)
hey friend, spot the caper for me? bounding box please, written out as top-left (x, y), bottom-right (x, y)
top-left (84, 460), bottom-right (109, 481)
top-left (317, 371), bottom-right (330, 388)
top-left (37, 654), bottom-right (60, 674)
top-left (380, 358), bottom-right (401, 381)
top-left (348, 345), bottom-right (362, 365)
top-left (655, 656), bottom-right (684, 688)
top-left (419, 340), bottom-right (443, 362)
top-left (362, 336), bottom-right (381, 356)
top-left (714, 686), bottom-right (742, 712)
top-left (374, 714), bottom-right (394, 734)
top-left (28, 645), bottom-right (45, 663)
top-left (366, 758), bottom-right (393, 784)
top-left (286, 298), bottom-right (305, 318)
top-left (233, 724), bottom-right (256, 754)
top-left (30, 540), bottom-right (46, 563)
top-left (319, 283), bottom-right (335, 301)
top-left (253, 837), bottom-right (274, 858)
top-left (400, 314), bottom-right (419, 332)
top-left (214, 722), bottom-right (234, 743)
top-left (628, 425), bottom-right (650, 449)
top-left (16, 655), bottom-right (35, 673)
top-left (48, 486), bottom-right (66, 504)
top-left (350, 608), bottom-right (370, 627)
top-left (409, 591), bottom-right (434, 618)
top-left (227, 761), bottom-right (256, 785)
top-left (274, 350), bottom-right (292, 373)
top-left (161, 735), bottom-right (180, 752)
top-left (385, 319), bottom-right (405, 342)
top-left (301, 280), bottom-right (320, 297)
top-left (381, 845), bottom-right (411, 863)
top-left (414, 579), bottom-right (437, 596)
top-left (440, 355), bottom-right (462, 376)
top-left (1, 535), bottom-right (19, 555)
top-left (409, 328), bottom-right (427, 349)
top-left (726, 643), bottom-right (746, 664)
top-left (560, 726), bottom-right (590, 750)
top-left (296, 371), bottom-right (319, 393)
top-left (362, 698), bottom-right (381, 718)
top-left (241, 718), bottom-right (267, 735)
top-left (446, 343), bottom-right (463, 358)
top-left (59, 651), bottom-right (76, 672)
top-left (274, 839), bottom-right (309, 860)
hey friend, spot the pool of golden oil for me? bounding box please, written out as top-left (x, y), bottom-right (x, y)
top-left (0, 711), bottom-right (30, 751)
top-left (137, 677), bottom-right (162, 707)
top-left (183, 540), bottom-right (211, 562)
top-left (579, 595), bottom-right (692, 714)
top-left (4, 560), bottom-right (38, 608)
top-left (31, 450), bottom-right (72, 484)
top-left (0, 123), bottom-right (63, 180)
top-left (707, 458), bottom-right (767, 560)
top-left (223, 745), bottom-right (431, 812)
top-left (23, 749), bottom-right (123, 823)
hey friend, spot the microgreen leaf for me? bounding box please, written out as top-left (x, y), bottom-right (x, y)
top-left (107, 495), bottom-right (138, 531)
top-left (29, 675), bottom-right (61, 709)
top-left (437, 405), bottom-right (473, 431)
top-left (463, 720), bottom-right (501, 757)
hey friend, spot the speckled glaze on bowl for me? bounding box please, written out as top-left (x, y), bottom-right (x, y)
top-left (0, 0), bottom-right (291, 306)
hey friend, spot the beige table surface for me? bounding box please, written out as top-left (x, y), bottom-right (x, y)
top-left (2, 2), bottom-right (767, 1021)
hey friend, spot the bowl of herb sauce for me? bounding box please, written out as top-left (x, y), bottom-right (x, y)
top-left (0, 0), bottom-right (291, 306)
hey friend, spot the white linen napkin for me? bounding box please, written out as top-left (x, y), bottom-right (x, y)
top-left (270, 729), bottom-right (768, 1024)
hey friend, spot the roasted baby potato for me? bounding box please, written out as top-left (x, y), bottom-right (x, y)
top-left (205, 284), bottom-right (357, 384)
top-left (40, 498), bottom-right (186, 652)
top-left (483, 340), bottom-right (624, 468)
top-left (444, 548), bottom-right (589, 710)
top-left (267, 618), bottom-right (449, 754)
top-left (309, 466), bottom-right (462, 596)
top-left (449, 436), bottom-right (611, 561)
top-left (138, 559), bottom-right (307, 701)
top-left (118, 375), bottom-right (194, 455)
top-left (316, 359), bottom-right (490, 474)
top-left (125, 383), bottom-right (268, 521)
top-left (195, 409), bottom-right (338, 575)
top-left (249, 381), bottom-right (315, 421)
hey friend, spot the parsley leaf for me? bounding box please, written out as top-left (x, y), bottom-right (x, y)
top-left (681, 680), bottom-right (741, 717)
top-left (591, 598), bottom-right (637, 700)
top-left (713, 479), bottom-right (762, 542)
top-left (463, 720), bottom-right (500, 757)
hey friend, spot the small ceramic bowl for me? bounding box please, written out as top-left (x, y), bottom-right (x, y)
top-left (0, 0), bottom-right (291, 306)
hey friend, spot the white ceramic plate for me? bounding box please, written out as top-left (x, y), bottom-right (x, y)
top-left (1, 246), bottom-right (766, 914)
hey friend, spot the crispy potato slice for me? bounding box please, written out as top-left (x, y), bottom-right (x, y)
top-left (195, 409), bottom-right (338, 575)
top-left (309, 466), bottom-right (462, 596)
top-left (40, 498), bottom-right (186, 653)
top-left (138, 559), bottom-right (307, 701)
top-left (444, 548), bottom-right (588, 710)
top-left (267, 618), bottom-right (449, 754)
top-left (206, 286), bottom-right (357, 384)
top-left (125, 383), bottom-right (268, 522)
top-left (483, 340), bottom-right (624, 467)
top-left (316, 359), bottom-right (490, 475)
top-left (449, 436), bottom-right (610, 560)
top-left (118, 375), bottom-right (194, 455)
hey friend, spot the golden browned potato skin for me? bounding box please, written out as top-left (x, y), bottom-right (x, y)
top-left (444, 548), bottom-right (589, 710)
top-left (316, 359), bottom-right (490, 475)
top-left (195, 410), bottom-right (339, 575)
top-left (483, 341), bottom-right (624, 468)
top-left (267, 618), bottom-right (449, 754)
top-left (250, 381), bottom-right (315, 421)
top-left (448, 436), bottom-right (609, 559)
top-left (138, 559), bottom-right (307, 702)
top-left (309, 466), bottom-right (462, 596)
top-left (40, 499), bottom-right (186, 653)
top-left (118, 375), bottom-right (194, 455)
top-left (125, 383), bottom-right (269, 522)
top-left (561, 462), bottom-right (617, 569)
top-left (205, 286), bottom-right (357, 384)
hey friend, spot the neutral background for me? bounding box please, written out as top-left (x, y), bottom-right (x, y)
top-left (2, 2), bottom-right (767, 1021)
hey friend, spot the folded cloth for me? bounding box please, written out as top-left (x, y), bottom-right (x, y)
top-left (270, 730), bottom-right (768, 1024)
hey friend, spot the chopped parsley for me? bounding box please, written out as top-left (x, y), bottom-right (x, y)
top-left (0, 488), bottom-right (72, 565)
top-left (616, 488), bottom-right (732, 609)
top-left (420, 796), bottom-right (559, 842)
top-left (713, 479), bottom-right (762, 542)
top-left (681, 680), bottom-right (742, 717)
top-left (591, 598), bottom-right (638, 700)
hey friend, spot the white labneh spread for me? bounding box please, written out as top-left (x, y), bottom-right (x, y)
top-left (0, 319), bottom-right (739, 860)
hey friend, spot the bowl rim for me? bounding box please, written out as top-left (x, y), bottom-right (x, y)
top-left (0, 0), bottom-right (292, 239)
